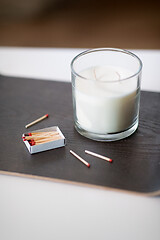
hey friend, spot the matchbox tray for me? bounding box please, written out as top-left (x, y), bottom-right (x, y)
top-left (23, 126), bottom-right (65, 154)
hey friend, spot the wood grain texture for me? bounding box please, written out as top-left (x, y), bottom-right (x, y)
top-left (0, 75), bottom-right (160, 195)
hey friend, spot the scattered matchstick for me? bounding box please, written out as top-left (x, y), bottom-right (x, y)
top-left (70, 150), bottom-right (90, 168)
top-left (25, 114), bottom-right (49, 128)
top-left (85, 150), bottom-right (112, 163)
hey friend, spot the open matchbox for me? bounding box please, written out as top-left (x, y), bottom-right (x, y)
top-left (22, 126), bottom-right (66, 154)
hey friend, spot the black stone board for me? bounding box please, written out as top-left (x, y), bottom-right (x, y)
top-left (0, 75), bottom-right (160, 195)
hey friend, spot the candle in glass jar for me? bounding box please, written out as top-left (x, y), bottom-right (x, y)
top-left (74, 65), bottom-right (140, 134)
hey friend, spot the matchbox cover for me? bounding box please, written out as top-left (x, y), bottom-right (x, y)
top-left (22, 126), bottom-right (66, 154)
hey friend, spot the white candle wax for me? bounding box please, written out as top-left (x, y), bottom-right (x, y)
top-left (74, 66), bottom-right (140, 134)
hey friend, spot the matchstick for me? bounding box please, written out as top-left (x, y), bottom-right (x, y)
top-left (28, 131), bottom-right (56, 136)
top-left (25, 135), bottom-right (60, 143)
top-left (25, 114), bottom-right (49, 128)
top-left (85, 150), bottom-right (112, 163)
top-left (32, 135), bottom-right (61, 143)
top-left (70, 150), bottom-right (90, 168)
top-left (23, 132), bottom-right (59, 141)
top-left (30, 135), bottom-right (62, 145)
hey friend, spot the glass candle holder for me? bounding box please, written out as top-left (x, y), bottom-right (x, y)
top-left (71, 48), bottom-right (142, 141)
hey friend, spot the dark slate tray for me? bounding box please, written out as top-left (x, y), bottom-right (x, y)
top-left (0, 75), bottom-right (160, 196)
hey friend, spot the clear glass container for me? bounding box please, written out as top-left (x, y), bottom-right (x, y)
top-left (71, 48), bottom-right (142, 141)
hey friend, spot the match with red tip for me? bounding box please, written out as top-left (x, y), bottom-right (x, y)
top-left (25, 114), bottom-right (49, 128)
top-left (85, 150), bottom-right (113, 163)
top-left (70, 150), bottom-right (90, 168)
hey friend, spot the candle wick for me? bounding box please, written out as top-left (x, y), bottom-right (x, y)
top-left (93, 68), bottom-right (105, 81)
top-left (94, 68), bottom-right (121, 82)
top-left (116, 71), bottom-right (121, 82)
top-left (93, 68), bottom-right (98, 80)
